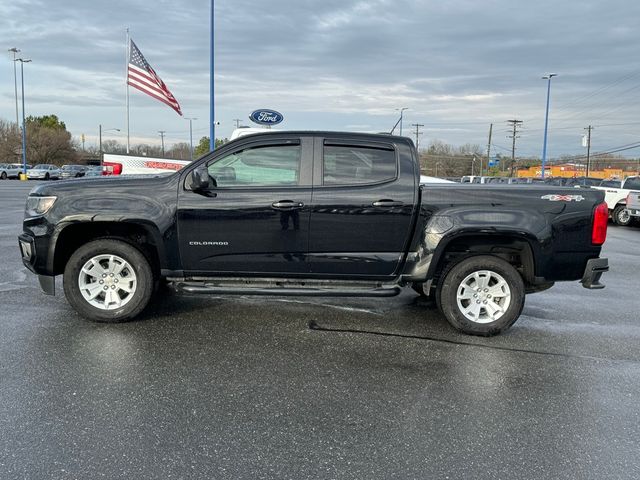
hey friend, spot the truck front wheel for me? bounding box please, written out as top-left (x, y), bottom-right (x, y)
top-left (437, 255), bottom-right (525, 336)
top-left (63, 239), bottom-right (154, 322)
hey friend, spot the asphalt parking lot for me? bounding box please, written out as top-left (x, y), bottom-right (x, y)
top-left (1, 180), bottom-right (639, 479)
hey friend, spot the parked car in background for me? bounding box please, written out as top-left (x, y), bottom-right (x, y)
top-left (0, 163), bottom-right (21, 179)
top-left (60, 165), bottom-right (88, 179)
top-left (485, 177), bottom-right (510, 184)
top-left (27, 164), bottom-right (62, 180)
top-left (461, 175), bottom-right (490, 184)
top-left (509, 177), bottom-right (536, 184)
top-left (598, 179), bottom-right (622, 188)
top-left (0, 163), bottom-right (33, 179)
top-left (84, 166), bottom-right (104, 177)
top-left (626, 191), bottom-right (640, 223)
top-left (564, 177), bottom-right (603, 187)
top-left (1, 163), bottom-right (31, 179)
top-left (593, 176), bottom-right (640, 226)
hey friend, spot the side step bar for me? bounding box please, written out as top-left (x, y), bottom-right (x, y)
top-left (170, 278), bottom-right (402, 298)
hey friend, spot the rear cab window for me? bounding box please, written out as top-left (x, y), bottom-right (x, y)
top-left (322, 142), bottom-right (397, 186)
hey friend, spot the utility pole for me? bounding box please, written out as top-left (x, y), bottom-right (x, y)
top-left (411, 123), bottom-right (424, 151)
top-left (584, 125), bottom-right (593, 177)
top-left (158, 130), bottom-right (166, 157)
top-left (233, 118), bottom-right (242, 128)
top-left (485, 123), bottom-right (493, 176)
top-left (184, 118), bottom-right (197, 161)
top-left (506, 119), bottom-right (523, 177)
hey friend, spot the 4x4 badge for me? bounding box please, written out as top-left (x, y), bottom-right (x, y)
top-left (541, 194), bottom-right (586, 202)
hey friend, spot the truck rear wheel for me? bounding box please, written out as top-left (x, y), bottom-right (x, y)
top-left (437, 255), bottom-right (525, 336)
top-left (612, 205), bottom-right (631, 226)
top-left (63, 239), bottom-right (154, 322)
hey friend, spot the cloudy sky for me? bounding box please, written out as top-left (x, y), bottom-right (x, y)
top-left (2, 0), bottom-right (640, 158)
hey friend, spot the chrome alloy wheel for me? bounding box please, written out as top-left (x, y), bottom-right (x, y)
top-left (617, 208), bottom-right (630, 225)
top-left (456, 270), bottom-right (511, 324)
top-left (78, 254), bottom-right (137, 310)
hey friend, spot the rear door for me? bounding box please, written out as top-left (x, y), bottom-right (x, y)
top-left (177, 135), bottom-right (313, 275)
top-left (307, 137), bottom-right (416, 278)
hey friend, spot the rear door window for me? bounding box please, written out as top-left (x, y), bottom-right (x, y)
top-left (322, 143), bottom-right (396, 186)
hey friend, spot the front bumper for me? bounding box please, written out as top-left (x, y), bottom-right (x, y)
top-left (19, 234), bottom-right (55, 295)
top-left (580, 258), bottom-right (608, 289)
top-left (628, 208), bottom-right (640, 218)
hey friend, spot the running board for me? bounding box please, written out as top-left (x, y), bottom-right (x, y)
top-left (170, 278), bottom-right (402, 298)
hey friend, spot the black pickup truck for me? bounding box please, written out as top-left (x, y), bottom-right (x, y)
top-left (19, 131), bottom-right (609, 335)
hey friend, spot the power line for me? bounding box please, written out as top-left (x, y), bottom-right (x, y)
top-left (551, 69), bottom-right (640, 117)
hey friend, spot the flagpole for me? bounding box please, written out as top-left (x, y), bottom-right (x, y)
top-left (209, 0), bottom-right (215, 152)
top-left (126, 27), bottom-right (130, 154)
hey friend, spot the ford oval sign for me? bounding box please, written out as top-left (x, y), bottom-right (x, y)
top-left (249, 109), bottom-right (284, 126)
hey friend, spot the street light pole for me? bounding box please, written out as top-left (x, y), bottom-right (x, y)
top-left (99, 125), bottom-right (121, 157)
top-left (8, 48), bottom-right (20, 128)
top-left (390, 107), bottom-right (409, 135)
top-left (184, 117), bottom-right (197, 160)
top-left (541, 73), bottom-right (557, 179)
top-left (398, 107), bottom-right (408, 136)
top-left (16, 58), bottom-right (31, 177)
top-left (210, 0), bottom-right (215, 152)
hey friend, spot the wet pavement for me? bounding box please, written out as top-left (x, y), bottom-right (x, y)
top-left (1, 180), bottom-right (639, 479)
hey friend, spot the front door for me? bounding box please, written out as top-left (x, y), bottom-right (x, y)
top-left (178, 137), bottom-right (313, 275)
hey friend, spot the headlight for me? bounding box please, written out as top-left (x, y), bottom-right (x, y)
top-left (25, 196), bottom-right (57, 217)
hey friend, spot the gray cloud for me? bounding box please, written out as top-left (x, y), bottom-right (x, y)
top-left (2, 0), bottom-right (640, 156)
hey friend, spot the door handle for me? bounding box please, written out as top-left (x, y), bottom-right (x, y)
top-left (372, 199), bottom-right (404, 207)
top-left (272, 200), bottom-right (304, 210)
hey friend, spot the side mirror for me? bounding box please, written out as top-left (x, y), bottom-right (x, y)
top-left (190, 167), bottom-right (213, 191)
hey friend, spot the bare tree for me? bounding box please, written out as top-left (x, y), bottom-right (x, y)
top-left (166, 142), bottom-right (190, 160)
top-left (0, 120), bottom-right (21, 163)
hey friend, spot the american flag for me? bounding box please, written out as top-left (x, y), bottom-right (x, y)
top-left (127, 39), bottom-right (182, 116)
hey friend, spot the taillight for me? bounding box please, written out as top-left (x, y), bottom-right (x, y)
top-left (102, 162), bottom-right (122, 175)
top-left (592, 202), bottom-right (608, 245)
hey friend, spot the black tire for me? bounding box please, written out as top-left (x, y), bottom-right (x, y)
top-left (612, 205), bottom-right (631, 226)
top-left (0, 172), bottom-right (6, 180)
top-left (436, 255), bottom-right (525, 336)
top-left (44, 173), bottom-right (50, 180)
top-left (63, 239), bottom-right (154, 322)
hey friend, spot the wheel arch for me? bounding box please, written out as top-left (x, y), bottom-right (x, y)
top-left (427, 232), bottom-right (538, 288)
top-left (51, 221), bottom-right (165, 276)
